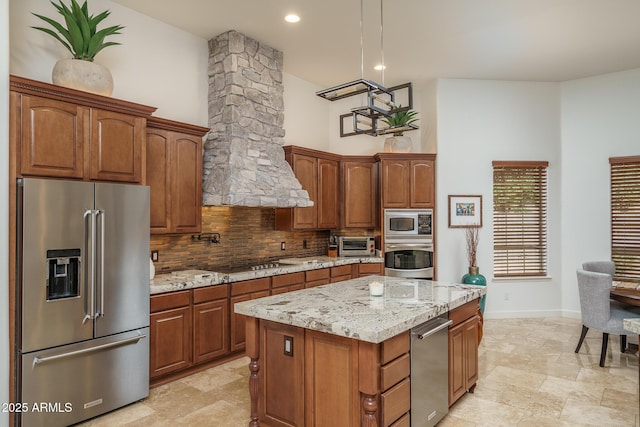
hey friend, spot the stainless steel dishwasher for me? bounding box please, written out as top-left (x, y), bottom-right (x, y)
top-left (411, 315), bottom-right (452, 427)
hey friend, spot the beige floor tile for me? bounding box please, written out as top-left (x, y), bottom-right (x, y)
top-left (561, 397), bottom-right (636, 426)
top-left (484, 365), bottom-right (547, 391)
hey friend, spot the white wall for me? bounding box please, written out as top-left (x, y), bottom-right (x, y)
top-left (436, 79), bottom-right (563, 318)
top-left (283, 73), bottom-right (331, 151)
top-left (560, 69), bottom-right (640, 315)
top-left (10, 0), bottom-right (209, 126)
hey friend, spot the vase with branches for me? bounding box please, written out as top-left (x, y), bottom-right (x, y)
top-left (461, 225), bottom-right (486, 313)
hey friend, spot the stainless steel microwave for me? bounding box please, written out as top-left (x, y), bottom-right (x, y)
top-left (384, 209), bottom-right (433, 240)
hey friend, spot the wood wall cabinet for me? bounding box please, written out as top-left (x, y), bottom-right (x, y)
top-left (230, 278), bottom-right (270, 352)
top-left (10, 75), bottom-right (155, 183)
top-left (448, 299), bottom-right (480, 406)
top-left (376, 153), bottom-right (436, 209)
top-left (275, 146), bottom-right (340, 230)
top-left (146, 117), bottom-right (208, 234)
top-left (341, 157), bottom-right (377, 228)
top-left (150, 291), bottom-right (193, 379)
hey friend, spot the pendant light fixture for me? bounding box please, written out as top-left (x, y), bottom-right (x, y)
top-left (317, 0), bottom-right (416, 137)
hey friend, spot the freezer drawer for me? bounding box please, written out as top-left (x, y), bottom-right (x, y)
top-left (20, 328), bottom-right (149, 427)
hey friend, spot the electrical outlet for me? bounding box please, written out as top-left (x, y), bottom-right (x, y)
top-left (284, 335), bottom-right (293, 356)
top-left (504, 292), bottom-right (510, 301)
top-left (281, 242), bottom-right (286, 250)
top-left (151, 250), bottom-right (159, 262)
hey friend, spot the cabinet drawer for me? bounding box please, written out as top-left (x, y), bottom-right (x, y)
top-left (449, 299), bottom-right (479, 327)
top-left (389, 413), bottom-right (410, 427)
top-left (381, 378), bottom-right (410, 427)
top-left (330, 264), bottom-right (352, 277)
top-left (305, 268), bottom-right (330, 282)
top-left (330, 275), bottom-right (352, 283)
top-left (150, 290), bottom-right (191, 313)
top-left (272, 272), bottom-right (305, 288)
top-left (305, 278), bottom-right (330, 289)
top-left (231, 278), bottom-right (270, 296)
top-left (359, 263), bottom-right (383, 275)
top-left (381, 353), bottom-right (410, 391)
top-left (193, 285), bottom-right (228, 304)
top-left (381, 331), bottom-right (410, 365)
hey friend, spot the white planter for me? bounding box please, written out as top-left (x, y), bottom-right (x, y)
top-left (52, 58), bottom-right (114, 96)
top-left (383, 136), bottom-right (413, 153)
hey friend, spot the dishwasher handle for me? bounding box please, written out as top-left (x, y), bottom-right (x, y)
top-left (415, 319), bottom-right (453, 340)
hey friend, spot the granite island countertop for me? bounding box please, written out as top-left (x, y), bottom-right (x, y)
top-left (149, 256), bottom-right (384, 295)
top-left (623, 318), bottom-right (640, 334)
top-left (234, 275), bottom-right (486, 343)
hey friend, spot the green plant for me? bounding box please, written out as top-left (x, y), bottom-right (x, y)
top-left (381, 106), bottom-right (419, 136)
top-left (32, 0), bottom-right (124, 61)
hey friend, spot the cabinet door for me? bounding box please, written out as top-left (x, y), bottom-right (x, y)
top-left (448, 322), bottom-right (466, 405)
top-left (381, 160), bottom-right (410, 208)
top-left (317, 158), bottom-right (339, 229)
top-left (463, 316), bottom-right (479, 388)
top-left (172, 134), bottom-right (202, 233)
top-left (19, 95), bottom-right (86, 179)
top-left (90, 109), bottom-right (144, 183)
top-left (150, 306), bottom-right (192, 378)
top-left (343, 160), bottom-right (377, 228)
top-left (146, 129), bottom-right (172, 233)
top-left (292, 154), bottom-right (318, 229)
top-left (193, 299), bottom-right (229, 363)
top-left (231, 290), bottom-right (270, 352)
top-left (410, 159), bottom-right (435, 208)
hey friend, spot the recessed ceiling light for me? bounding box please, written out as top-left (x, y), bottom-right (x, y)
top-left (374, 64), bottom-right (386, 71)
top-left (284, 14), bottom-right (300, 23)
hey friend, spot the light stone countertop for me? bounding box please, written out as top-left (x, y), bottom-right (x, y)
top-left (623, 318), bottom-right (640, 335)
top-left (234, 275), bottom-right (487, 344)
top-left (149, 256), bottom-right (383, 295)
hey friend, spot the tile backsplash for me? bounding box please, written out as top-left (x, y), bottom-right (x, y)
top-left (150, 207), bottom-right (330, 273)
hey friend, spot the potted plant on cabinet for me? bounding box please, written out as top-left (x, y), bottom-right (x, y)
top-left (32, 0), bottom-right (124, 96)
top-left (381, 106), bottom-right (419, 152)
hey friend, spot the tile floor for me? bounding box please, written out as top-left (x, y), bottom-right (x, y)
top-left (79, 317), bottom-right (640, 426)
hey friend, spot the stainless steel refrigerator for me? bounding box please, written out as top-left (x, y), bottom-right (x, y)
top-left (16, 178), bottom-right (150, 427)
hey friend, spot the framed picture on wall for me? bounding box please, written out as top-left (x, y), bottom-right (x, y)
top-left (448, 195), bottom-right (482, 228)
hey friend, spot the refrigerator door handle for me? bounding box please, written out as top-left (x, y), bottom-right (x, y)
top-left (83, 209), bottom-right (95, 323)
top-left (32, 333), bottom-right (147, 367)
top-left (96, 209), bottom-right (105, 317)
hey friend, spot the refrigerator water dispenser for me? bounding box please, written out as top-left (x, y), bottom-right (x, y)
top-left (46, 249), bottom-right (80, 300)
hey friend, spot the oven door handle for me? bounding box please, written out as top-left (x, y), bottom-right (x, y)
top-left (385, 244), bottom-right (433, 250)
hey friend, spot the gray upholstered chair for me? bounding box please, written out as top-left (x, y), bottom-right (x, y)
top-left (575, 268), bottom-right (640, 367)
top-left (582, 261), bottom-right (616, 277)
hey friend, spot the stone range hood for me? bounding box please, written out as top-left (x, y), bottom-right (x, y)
top-left (202, 30), bottom-right (312, 208)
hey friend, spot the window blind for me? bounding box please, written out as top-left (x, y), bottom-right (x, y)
top-left (610, 156), bottom-right (640, 282)
top-left (493, 161), bottom-right (548, 277)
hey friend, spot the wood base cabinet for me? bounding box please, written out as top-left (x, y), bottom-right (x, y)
top-left (448, 299), bottom-right (480, 406)
top-left (247, 318), bottom-right (410, 427)
top-left (230, 278), bottom-right (271, 352)
top-left (150, 291), bottom-right (192, 378)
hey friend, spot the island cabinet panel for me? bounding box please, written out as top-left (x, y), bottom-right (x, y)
top-left (448, 299), bottom-right (480, 406)
top-left (193, 285), bottom-right (229, 364)
top-left (342, 158), bottom-right (377, 228)
top-left (260, 322), bottom-right (305, 427)
top-left (150, 291), bottom-right (193, 379)
top-left (304, 330), bottom-right (360, 427)
top-left (230, 278), bottom-right (271, 352)
top-left (146, 117), bottom-right (208, 235)
top-left (330, 264), bottom-right (354, 283)
top-left (305, 268), bottom-right (331, 288)
top-left (381, 379), bottom-right (411, 427)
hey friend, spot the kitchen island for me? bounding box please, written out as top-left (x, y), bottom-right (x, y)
top-left (234, 275), bottom-right (486, 427)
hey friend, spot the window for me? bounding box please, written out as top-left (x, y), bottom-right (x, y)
top-left (493, 161), bottom-right (548, 277)
top-left (610, 156), bottom-right (640, 282)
